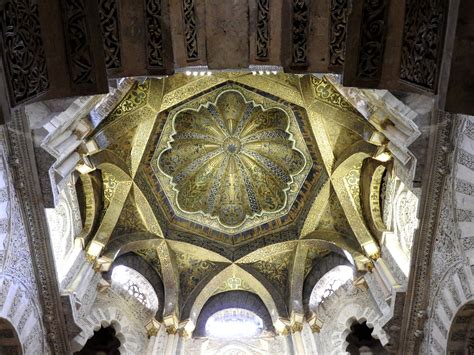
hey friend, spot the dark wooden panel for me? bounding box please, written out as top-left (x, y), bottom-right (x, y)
top-left (307, 0), bottom-right (331, 73)
top-left (144, 0), bottom-right (174, 75)
top-left (399, 0), bottom-right (447, 93)
top-left (206, 0), bottom-right (249, 69)
top-left (282, 0), bottom-right (310, 72)
top-left (98, 0), bottom-right (123, 74)
top-left (442, 0), bottom-right (474, 115)
top-left (378, 0), bottom-right (405, 90)
top-left (115, 0), bottom-right (174, 77)
top-left (169, 0), bottom-right (206, 68)
top-left (328, 0), bottom-right (350, 73)
top-left (343, 0), bottom-right (389, 88)
top-left (60, 0), bottom-right (108, 95)
top-left (117, 0), bottom-right (148, 77)
top-left (0, 0), bottom-right (50, 106)
top-left (249, 0), bottom-right (283, 65)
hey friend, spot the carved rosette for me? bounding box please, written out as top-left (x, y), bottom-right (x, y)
top-left (153, 87), bottom-right (312, 234)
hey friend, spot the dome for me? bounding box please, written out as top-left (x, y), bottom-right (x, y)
top-left (155, 88), bottom-right (311, 232)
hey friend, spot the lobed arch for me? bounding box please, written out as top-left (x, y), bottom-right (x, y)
top-left (316, 285), bottom-right (390, 355)
top-left (72, 306), bottom-right (145, 354)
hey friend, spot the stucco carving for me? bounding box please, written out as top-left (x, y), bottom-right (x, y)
top-left (422, 115), bottom-right (474, 353)
top-left (0, 129), bottom-right (46, 354)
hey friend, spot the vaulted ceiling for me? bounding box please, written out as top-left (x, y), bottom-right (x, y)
top-left (78, 72), bottom-right (392, 321)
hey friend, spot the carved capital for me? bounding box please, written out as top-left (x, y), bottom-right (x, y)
top-left (289, 311), bottom-right (304, 333)
top-left (145, 319), bottom-right (162, 337)
top-left (163, 312), bottom-right (179, 335)
top-left (178, 319), bottom-right (195, 339)
top-left (307, 314), bottom-right (324, 333)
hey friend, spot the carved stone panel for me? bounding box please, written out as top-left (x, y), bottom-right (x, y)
top-left (145, 0), bottom-right (165, 69)
top-left (356, 0), bottom-right (388, 81)
top-left (255, 0), bottom-right (270, 61)
top-left (62, 0), bottom-right (95, 85)
top-left (183, 0), bottom-right (199, 61)
top-left (400, 0), bottom-right (446, 91)
top-left (98, 0), bottom-right (122, 71)
top-left (329, 0), bottom-right (349, 70)
top-left (143, 0), bottom-right (174, 75)
top-left (0, 0), bottom-right (49, 106)
top-left (60, 0), bottom-right (108, 94)
top-left (290, 0), bottom-right (309, 68)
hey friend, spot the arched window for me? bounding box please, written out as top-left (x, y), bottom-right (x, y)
top-left (205, 308), bottom-right (264, 339)
top-left (111, 265), bottom-right (159, 313)
top-left (309, 265), bottom-right (354, 308)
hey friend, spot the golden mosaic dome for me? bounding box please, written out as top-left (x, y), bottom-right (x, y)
top-left (156, 89), bottom-right (310, 230)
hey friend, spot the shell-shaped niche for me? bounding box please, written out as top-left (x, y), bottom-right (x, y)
top-left (158, 90), bottom-right (306, 227)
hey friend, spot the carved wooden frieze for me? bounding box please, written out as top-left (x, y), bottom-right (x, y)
top-left (291, 0), bottom-right (309, 67)
top-left (356, 0), bottom-right (388, 81)
top-left (400, 0), bottom-right (446, 91)
top-left (256, 0), bottom-right (270, 61)
top-left (145, 0), bottom-right (164, 69)
top-left (183, 0), bottom-right (199, 61)
top-left (98, 0), bottom-right (122, 71)
top-left (62, 0), bottom-right (95, 85)
top-left (329, 0), bottom-right (349, 68)
top-left (0, 0), bottom-right (49, 106)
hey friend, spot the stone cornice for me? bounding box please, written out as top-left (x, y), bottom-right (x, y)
top-left (5, 109), bottom-right (70, 354)
top-left (398, 110), bottom-right (454, 354)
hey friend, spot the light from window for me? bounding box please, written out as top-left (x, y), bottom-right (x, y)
top-left (111, 265), bottom-right (159, 313)
top-left (205, 308), bottom-right (263, 339)
top-left (309, 265), bottom-right (354, 308)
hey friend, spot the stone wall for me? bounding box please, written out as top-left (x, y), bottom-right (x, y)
top-left (422, 115), bottom-right (474, 354)
top-left (0, 127), bottom-right (47, 353)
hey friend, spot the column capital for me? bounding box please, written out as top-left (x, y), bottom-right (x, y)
top-left (178, 319), bottom-right (195, 338)
top-left (145, 319), bottom-right (162, 337)
top-left (163, 312), bottom-right (179, 335)
top-left (290, 311), bottom-right (304, 333)
top-left (307, 314), bottom-right (324, 333)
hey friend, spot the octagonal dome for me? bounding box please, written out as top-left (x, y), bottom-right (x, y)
top-left (152, 84), bottom-right (314, 235)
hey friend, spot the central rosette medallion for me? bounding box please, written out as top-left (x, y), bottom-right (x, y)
top-left (154, 88), bottom-right (312, 233)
